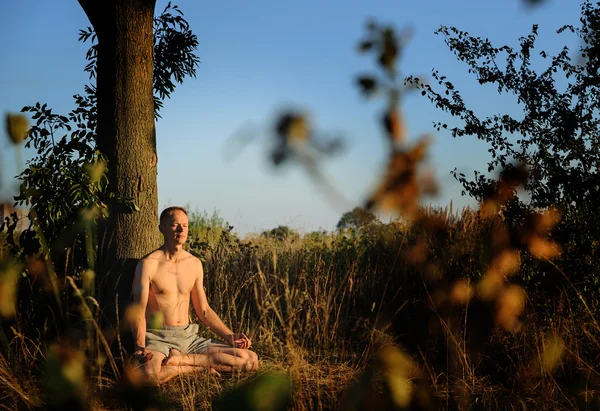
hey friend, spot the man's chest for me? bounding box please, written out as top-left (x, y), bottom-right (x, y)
top-left (150, 262), bottom-right (196, 295)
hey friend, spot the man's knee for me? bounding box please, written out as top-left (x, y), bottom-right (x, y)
top-left (227, 349), bottom-right (258, 371)
top-left (143, 353), bottom-right (167, 384)
top-left (245, 350), bottom-right (259, 370)
top-left (143, 362), bottom-right (160, 380)
top-left (238, 348), bottom-right (256, 361)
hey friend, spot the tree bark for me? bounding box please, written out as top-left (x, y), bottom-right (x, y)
top-left (79, 0), bottom-right (160, 324)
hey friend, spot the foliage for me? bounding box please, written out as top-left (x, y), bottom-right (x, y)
top-left (12, 3), bottom-right (199, 275)
top-left (261, 225), bottom-right (299, 241)
top-left (336, 207), bottom-right (378, 230)
top-left (401, 1), bottom-right (600, 300)
top-left (78, 2), bottom-right (200, 118)
top-left (17, 104), bottom-right (105, 253)
top-left (406, 1), bottom-right (600, 230)
top-left (185, 209), bottom-right (237, 261)
top-left (354, 20), bottom-right (437, 219)
top-left (152, 2), bottom-right (200, 116)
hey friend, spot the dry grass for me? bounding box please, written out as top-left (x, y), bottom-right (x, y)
top-left (0, 206), bottom-right (599, 410)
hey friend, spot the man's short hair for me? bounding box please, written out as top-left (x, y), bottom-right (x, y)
top-left (159, 206), bottom-right (188, 225)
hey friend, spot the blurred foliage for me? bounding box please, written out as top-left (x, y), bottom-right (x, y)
top-left (227, 110), bottom-right (348, 210)
top-left (42, 343), bottom-right (87, 411)
top-left (4, 113), bottom-right (29, 145)
top-left (354, 20), bottom-right (437, 220)
top-left (213, 372), bottom-right (291, 411)
top-left (0, 257), bottom-right (21, 319)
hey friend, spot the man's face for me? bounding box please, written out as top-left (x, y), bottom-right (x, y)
top-left (160, 210), bottom-right (189, 246)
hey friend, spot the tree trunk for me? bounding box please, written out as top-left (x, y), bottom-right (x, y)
top-left (79, 0), bottom-right (160, 325)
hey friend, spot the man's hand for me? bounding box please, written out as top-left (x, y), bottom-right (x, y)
top-left (229, 333), bottom-right (251, 349)
top-left (132, 347), bottom-right (153, 364)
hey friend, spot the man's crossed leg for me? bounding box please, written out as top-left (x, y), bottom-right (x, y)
top-left (140, 342), bottom-right (259, 385)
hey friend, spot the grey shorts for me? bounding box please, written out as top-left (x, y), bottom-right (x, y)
top-left (145, 324), bottom-right (211, 358)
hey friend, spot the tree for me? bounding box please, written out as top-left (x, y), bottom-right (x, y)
top-left (337, 207), bottom-right (377, 230)
top-left (406, 0), bottom-right (600, 239)
top-left (78, 0), bottom-right (200, 309)
top-left (16, 2), bottom-right (198, 323)
top-left (75, 0), bottom-right (160, 305)
top-left (262, 225), bottom-right (298, 241)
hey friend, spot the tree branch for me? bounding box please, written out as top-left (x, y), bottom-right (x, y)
top-left (78, 0), bottom-right (101, 32)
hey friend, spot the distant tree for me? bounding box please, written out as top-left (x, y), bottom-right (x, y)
top-left (337, 207), bottom-right (377, 230)
top-left (262, 225), bottom-right (298, 241)
top-left (303, 230), bottom-right (329, 242)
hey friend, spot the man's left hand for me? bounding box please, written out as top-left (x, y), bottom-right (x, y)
top-left (132, 347), bottom-right (153, 364)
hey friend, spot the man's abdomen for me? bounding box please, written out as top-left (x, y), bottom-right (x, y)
top-left (146, 293), bottom-right (191, 326)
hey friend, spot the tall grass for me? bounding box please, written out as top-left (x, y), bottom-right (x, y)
top-left (0, 206), bottom-right (599, 410)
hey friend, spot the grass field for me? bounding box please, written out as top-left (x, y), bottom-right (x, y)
top-left (1, 206), bottom-right (599, 410)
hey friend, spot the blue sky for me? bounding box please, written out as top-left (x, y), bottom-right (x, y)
top-left (0, 0), bottom-right (583, 234)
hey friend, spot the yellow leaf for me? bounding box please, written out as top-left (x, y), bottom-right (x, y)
top-left (541, 336), bottom-right (565, 373)
top-left (378, 345), bottom-right (416, 407)
top-left (528, 236), bottom-right (561, 259)
top-left (450, 279), bottom-right (473, 305)
top-left (388, 371), bottom-right (413, 408)
top-left (496, 285), bottom-right (526, 331)
top-left (148, 311), bottom-right (164, 329)
top-left (84, 159), bottom-right (106, 182)
top-left (479, 250), bottom-right (521, 300)
top-left (287, 116), bottom-right (309, 142)
top-left (5, 113), bottom-right (29, 145)
top-left (0, 260), bottom-right (20, 318)
top-left (123, 303), bottom-right (145, 330)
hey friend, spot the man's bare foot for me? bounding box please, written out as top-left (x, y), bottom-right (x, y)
top-left (162, 353), bottom-right (182, 366)
top-left (162, 354), bottom-right (221, 377)
top-left (207, 367), bottom-right (221, 377)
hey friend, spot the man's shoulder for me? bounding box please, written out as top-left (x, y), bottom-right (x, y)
top-left (178, 251), bottom-right (203, 277)
top-left (138, 249), bottom-right (163, 266)
top-left (134, 250), bottom-right (161, 281)
top-left (182, 250), bottom-right (202, 266)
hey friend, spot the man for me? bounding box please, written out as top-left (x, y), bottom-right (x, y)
top-left (131, 206), bottom-right (258, 384)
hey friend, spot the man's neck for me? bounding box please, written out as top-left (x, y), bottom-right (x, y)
top-left (160, 243), bottom-right (184, 261)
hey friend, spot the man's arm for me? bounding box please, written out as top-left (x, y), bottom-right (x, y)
top-left (191, 260), bottom-right (247, 346)
top-left (131, 259), bottom-right (151, 352)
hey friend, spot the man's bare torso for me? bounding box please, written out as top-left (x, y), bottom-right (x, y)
top-left (144, 249), bottom-right (200, 326)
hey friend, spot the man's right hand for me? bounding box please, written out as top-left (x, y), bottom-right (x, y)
top-left (132, 347), bottom-right (153, 364)
top-left (230, 333), bottom-right (251, 349)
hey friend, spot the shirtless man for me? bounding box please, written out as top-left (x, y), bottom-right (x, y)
top-left (131, 206), bottom-right (259, 384)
